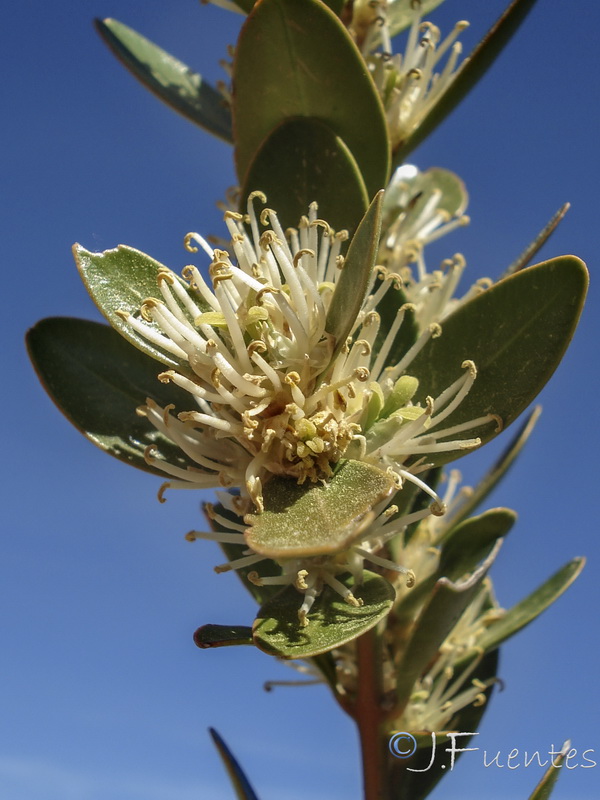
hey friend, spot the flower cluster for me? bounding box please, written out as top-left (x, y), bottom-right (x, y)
top-left (118, 195), bottom-right (499, 622)
top-left (350, 0), bottom-right (468, 149)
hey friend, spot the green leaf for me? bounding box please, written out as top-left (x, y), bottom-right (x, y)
top-left (438, 508), bottom-right (516, 579)
top-left (26, 317), bottom-right (194, 476)
top-left (245, 459), bottom-right (394, 559)
top-left (504, 204), bottom-right (570, 276)
top-left (443, 406), bottom-right (541, 528)
top-left (326, 190), bottom-right (384, 354)
top-left (74, 243), bottom-right (203, 375)
top-left (209, 728), bottom-right (261, 800)
top-left (394, 541), bottom-right (502, 710)
top-left (394, 0), bottom-right (541, 160)
top-left (193, 625), bottom-right (253, 648)
top-left (233, 0), bottom-right (345, 12)
top-left (472, 558), bottom-right (585, 658)
top-left (253, 571), bottom-right (395, 658)
top-left (527, 741), bottom-right (570, 800)
top-left (408, 257), bottom-right (588, 460)
top-left (233, 0), bottom-right (390, 197)
top-left (240, 117), bottom-right (368, 234)
top-left (393, 509), bottom-right (513, 626)
top-left (95, 18), bottom-right (232, 142)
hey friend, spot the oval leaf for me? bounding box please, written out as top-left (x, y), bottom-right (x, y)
top-left (245, 459), bottom-right (394, 559)
top-left (233, 0), bottom-right (389, 196)
top-left (26, 317), bottom-right (194, 476)
top-left (74, 243), bottom-right (202, 375)
top-left (95, 18), bottom-right (232, 142)
top-left (408, 256), bottom-right (588, 459)
top-left (253, 571), bottom-right (395, 658)
top-left (240, 117), bottom-right (368, 234)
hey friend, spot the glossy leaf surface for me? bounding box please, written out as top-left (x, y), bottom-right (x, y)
top-left (253, 571), bottom-right (395, 658)
top-left (27, 317), bottom-right (193, 476)
top-left (233, 0), bottom-right (389, 196)
top-left (95, 18), bottom-right (232, 142)
top-left (245, 459), bottom-right (394, 558)
top-left (409, 257), bottom-right (588, 459)
top-left (193, 625), bottom-right (253, 649)
top-left (240, 117), bottom-right (368, 234)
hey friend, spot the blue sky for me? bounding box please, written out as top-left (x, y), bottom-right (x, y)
top-left (3, 1), bottom-right (599, 798)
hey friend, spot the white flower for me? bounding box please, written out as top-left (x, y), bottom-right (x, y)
top-left (379, 165), bottom-right (492, 329)
top-left (119, 195), bottom-right (499, 622)
top-left (356, 1), bottom-right (468, 149)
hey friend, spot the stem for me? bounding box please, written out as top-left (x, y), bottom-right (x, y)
top-left (355, 628), bottom-right (389, 800)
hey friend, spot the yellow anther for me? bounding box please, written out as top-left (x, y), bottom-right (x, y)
top-left (184, 532), bottom-right (197, 542)
top-left (295, 570), bottom-right (309, 590)
top-left (157, 482), bottom-right (170, 504)
top-left (405, 570), bottom-right (416, 589)
top-left (293, 248), bottom-right (315, 268)
top-left (429, 322), bottom-right (442, 338)
top-left (247, 571), bottom-right (263, 586)
top-left (184, 233), bottom-right (198, 253)
top-left (247, 340), bottom-right (267, 355)
top-left (157, 268), bottom-right (175, 285)
top-left (461, 359), bottom-right (477, 377)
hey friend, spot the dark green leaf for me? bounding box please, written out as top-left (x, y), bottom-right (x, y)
top-left (193, 624), bottom-right (253, 648)
top-left (209, 728), bottom-right (261, 800)
top-left (253, 571), bottom-right (395, 658)
top-left (394, 541), bottom-right (501, 711)
top-left (438, 508), bottom-right (516, 579)
top-left (472, 558), bottom-right (585, 658)
top-left (233, 0), bottom-right (345, 12)
top-left (527, 741), bottom-right (570, 800)
top-left (240, 117), bottom-right (368, 234)
top-left (326, 191), bottom-right (384, 354)
top-left (74, 243), bottom-right (203, 375)
top-left (408, 257), bottom-right (588, 461)
top-left (95, 18), bottom-right (232, 142)
top-left (233, 0), bottom-right (389, 196)
top-left (443, 406), bottom-right (541, 528)
top-left (393, 508), bottom-right (512, 626)
top-left (394, 0), bottom-right (541, 160)
top-left (26, 317), bottom-right (194, 476)
top-left (245, 459), bottom-right (394, 559)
